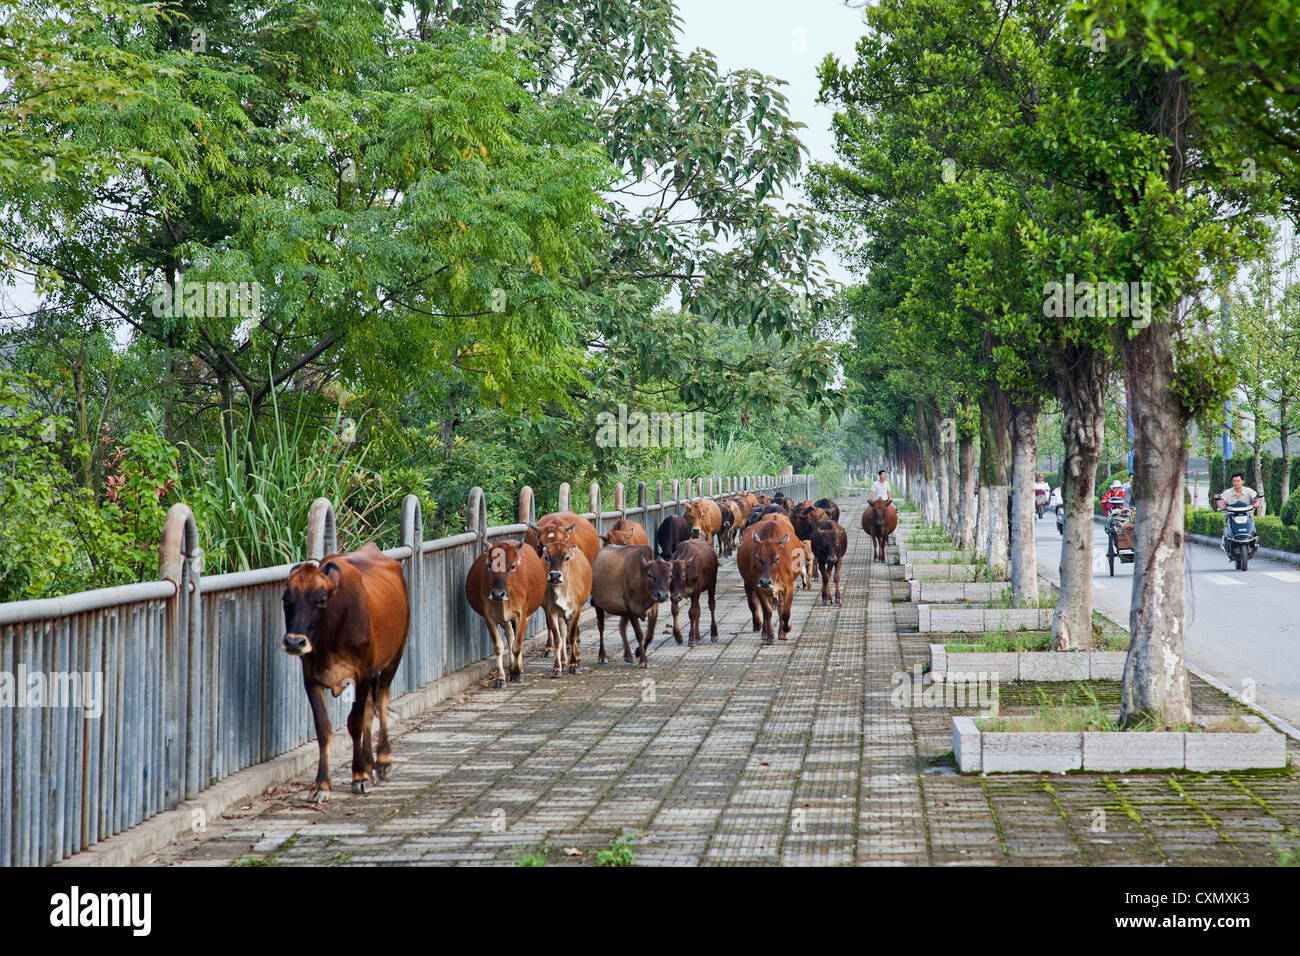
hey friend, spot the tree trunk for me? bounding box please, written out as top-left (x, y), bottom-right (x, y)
top-left (935, 414), bottom-right (952, 531)
top-left (945, 409), bottom-right (961, 529)
top-left (1281, 418), bottom-right (1291, 505)
top-left (1120, 314), bottom-right (1192, 727)
top-left (1051, 352), bottom-right (1107, 649)
top-left (1009, 397), bottom-right (1041, 605)
top-left (954, 432), bottom-right (977, 549)
top-left (979, 389), bottom-right (1011, 578)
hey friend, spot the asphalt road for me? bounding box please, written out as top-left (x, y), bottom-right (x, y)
top-left (1033, 511), bottom-right (1300, 728)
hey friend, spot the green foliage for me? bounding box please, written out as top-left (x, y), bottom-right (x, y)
top-left (184, 389), bottom-right (398, 573)
top-left (1281, 489), bottom-right (1300, 529)
top-left (595, 832), bottom-right (637, 867)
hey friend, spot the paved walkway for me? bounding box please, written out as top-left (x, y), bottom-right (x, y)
top-left (146, 498), bottom-right (1300, 866)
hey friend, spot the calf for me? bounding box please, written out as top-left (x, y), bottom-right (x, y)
top-left (603, 517), bottom-right (649, 547)
top-left (466, 540), bottom-right (546, 686)
top-left (791, 504), bottom-right (829, 579)
top-left (812, 519), bottom-right (848, 605)
top-left (540, 541), bottom-right (593, 676)
top-left (669, 538), bottom-right (719, 645)
top-left (282, 543), bottom-right (409, 801)
top-left (684, 497), bottom-right (723, 553)
top-left (794, 540), bottom-right (813, 590)
top-left (862, 498), bottom-right (899, 563)
top-left (717, 501), bottom-right (735, 556)
top-left (590, 545), bottom-right (673, 667)
top-left (737, 522), bottom-right (798, 644)
top-left (656, 514), bottom-right (692, 561)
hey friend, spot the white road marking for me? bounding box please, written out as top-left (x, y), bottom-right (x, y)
top-left (1263, 571), bottom-right (1300, 583)
top-left (1200, 574), bottom-right (1238, 586)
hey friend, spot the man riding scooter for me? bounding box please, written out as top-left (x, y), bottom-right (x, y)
top-left (1214, 472), bottom-right (1265, 571)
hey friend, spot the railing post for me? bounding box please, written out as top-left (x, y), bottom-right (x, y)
top-left (637, 481), bottom-right (647, 509)
top-left (671, 479), bottom-right (680, 513)
top-left (518, 485), bottom-right (536, 525)
top-left (558, 481), bottom-right (571, 513)
top-left (589, 481), bottom-right (602, 535)
top-left (159, 503), bottom-right (202, 804)
top-left (307, 498), bottom-right (338, 560)
top-left (467, 487), bottom-right (488, 553)
top-left (614, 481), bottom-right (625, 516)
top-left (656, 480), bottom-right (664, 550)
top-left (401, 493), bottom-right (424, 685)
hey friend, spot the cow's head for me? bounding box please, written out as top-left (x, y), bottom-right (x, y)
top-left (815, 528), bottom-right (839, 566)
top-left (640, 553), bottom-right (672, 603)
top-left (541, 541), bottom-right (580, 586)
top-left (871, 498), bottom-right (893, 527)
top-left (749, 530), bottom-right (790, 592)
top-left (670, 551), bottom-right (700, 602)
top-left (527, 521), bottom-right (576, 556)
top-left (485, 542), bottom-right (526, 602)
top-left (281, 560), bottom-right (339, 656)
top-left (603, 521), bottom-right (641, 546)
top-left (685, 500), bottom-right (709, 539)
top-left (718, 504), bottom-right (734, 533)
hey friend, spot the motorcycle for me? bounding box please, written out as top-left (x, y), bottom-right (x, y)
top-left (1216, 494), bottom-right (1263, 571)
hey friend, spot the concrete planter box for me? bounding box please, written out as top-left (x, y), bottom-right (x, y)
top-left (952, 715), bottom-right (1287, 773)
top-left (899, 549), bottom-right (969, 564)
top-left (917, 605), bottom-right (1052, 633)
top-left (905, 563), bottom-right (979, 581)
top-left (930, 644), bottom-right (1126, 681)
top-left (909, 581), bottom-right (1011, 603)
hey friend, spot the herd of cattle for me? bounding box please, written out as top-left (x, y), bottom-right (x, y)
top-left (278, 489), bottom-right (899, 800)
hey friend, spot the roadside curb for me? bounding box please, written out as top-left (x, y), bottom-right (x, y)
top-left (53, 638), bottom-right (545, 868)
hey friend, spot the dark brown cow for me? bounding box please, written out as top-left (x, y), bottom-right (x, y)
top-left (814, 497), bottom-right (841, 523)
top-left (281, 543), bottom-right (410, 801)
top-left (466, 540), bottom-right (546, 685)
top-left (812, 519), bottom-right (848, 605)
top-left (590, 545), bottom-right (673, 667)
top-left (862, 498), bottom-right (899, 563)
top-left (669, 538), bottom-right (719, 645)
top-left (525, 511), bottom-right (600, 565)
top-left (737, 522), bottom-right (798, 644)
top-left (539, 541), bottom-right (592, 677)
top-left (603, 517), bottom-right (649, 547)
top-left (791, 504), bottom-right (829, 579)
top-left (656, 514), bottom-right (692, 561)
top-left (684, 497), bottom-right (723, 553)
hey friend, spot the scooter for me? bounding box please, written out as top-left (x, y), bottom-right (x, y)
top-left (1055, 502), bottom-right (1065, 536)
top-left (1216, 495), bottom-right (1263, 571)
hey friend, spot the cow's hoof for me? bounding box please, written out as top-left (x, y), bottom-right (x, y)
top-left (711, 636), bottom-right (719, 643)
top-left (568, 665), bottom-right (580, 675)
top-left (493, 678), bottom-right (506, 688)
top-left (352, 778), bottom-right (372, 794)
top-left (376, 763), bottom-right (393, 781)
top-left (623, 652), bottom-right (635, 663)
top-left (308, 786), bottom-right (330, 804)
top-left (552, 667), bottom-right (561, 678)
top-left (509, 671), bottom-right (522, 683)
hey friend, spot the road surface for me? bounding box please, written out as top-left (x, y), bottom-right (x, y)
top-left (1034, 511), bottom-right (1300, 728)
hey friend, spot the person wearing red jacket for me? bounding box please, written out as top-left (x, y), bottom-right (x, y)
top-left (1100, 480), bottom-right (1126, 517)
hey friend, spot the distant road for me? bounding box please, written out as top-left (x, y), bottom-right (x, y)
top-left (1033, 513), bottom-right (1300, 728)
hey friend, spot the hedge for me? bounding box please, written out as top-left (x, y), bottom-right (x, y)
top-left (1209, 452), bottom-right (1300, 517)
top-left (1184, 508), bottom-right (1300, 552)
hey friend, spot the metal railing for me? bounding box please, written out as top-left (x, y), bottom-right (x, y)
top-left (0, 472), bottom-right (812, 865)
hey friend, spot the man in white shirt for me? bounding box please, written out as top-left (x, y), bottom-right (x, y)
top-left (868, 469), bottom-right (892, 502)
top-left (1216, 472), bottom-right (1264, 514)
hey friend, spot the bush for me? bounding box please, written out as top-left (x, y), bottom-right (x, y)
top-left (1281, 489), bottom-right (1300, 528)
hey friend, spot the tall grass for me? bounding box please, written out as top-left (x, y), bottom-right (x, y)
top-left (669, 432), bottom-right (782, 481)
top-left (184, 390), bottom-right (399, 573)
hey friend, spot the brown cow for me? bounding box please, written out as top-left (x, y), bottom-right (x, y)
top-left (603, 517), bottom-right (649, 547)
top-left (525, 511), bottom-right (600, 565)
top-left (590, 544), bottom-right (672, 667)
top-left (718, 499), bottom-right (743, 555)
top-left (281, 543), bottom-right (409, 801)
top-left (791, 504), bottom-right (829, 579)
top-left (862, 498), bottom-right (899, 563)
top-left (466, 540), bottom-right (546, 686)
top-left (736, 492), bottom-right (759, 522)
top-left (539, 541), bottom-right (592, 676)
top-left (737, 522), bottom-right (798, 644)
top-left (669, 538), bottom-right (719, 645)
top-left (812, 519), bottom-right (848, 605)
top-left (684, 497), bottom-right (723, 554)
top-left (757, 511), bottom-right (798, 539)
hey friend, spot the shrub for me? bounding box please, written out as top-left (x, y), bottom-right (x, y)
top-left (1281, 489), bottom-right (1300, 528)
top-left (1256, 515), bottom-right (1289, 551)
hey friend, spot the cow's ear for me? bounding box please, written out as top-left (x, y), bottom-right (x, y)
top-left (751, 531), bottom-right (760, 544)
top-left (563, 522), bottom-right (576, 533)
top-left (640, 554), bottom-right (651, 569)
top-left (321, 562), bottom-right (342, 593)
top-left (779, 534), bottom-right (789, 545)
top-left (684, 554), bottom-right (697, 568)
top-left (526, 522), bottom-right (541, 535)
